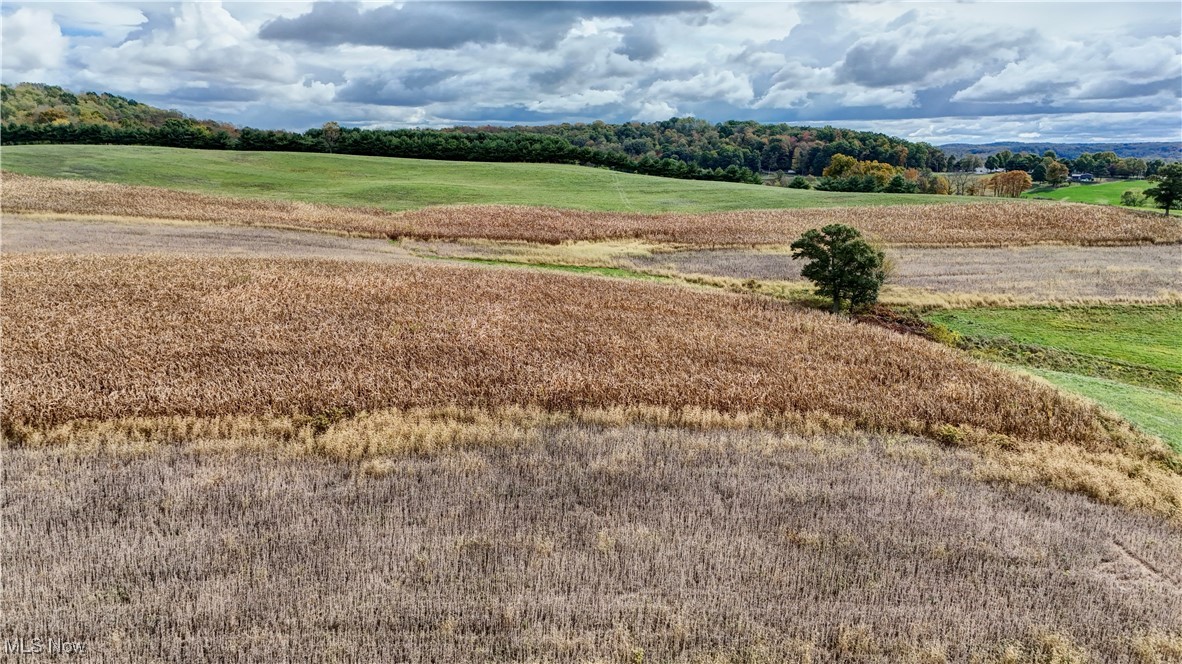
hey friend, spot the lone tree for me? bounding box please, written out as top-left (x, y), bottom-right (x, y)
top-left (1045, 161), bottom-right (1069, 187)
top-left (1144, 163), bottom-right (1182, 216)
top-left (321, 121), bottom-right (341, 153)
top-left (790, 224), bottom-right (886, 313)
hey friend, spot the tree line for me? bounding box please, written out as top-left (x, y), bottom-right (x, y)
top-left (0, 119), bottom-right (766, 185)
top-left (477, 117), bottom-right (951, 176)
top-left (0, 115), bottom-right (957, 190)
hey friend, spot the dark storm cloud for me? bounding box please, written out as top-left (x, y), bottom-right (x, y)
top-left (259, 1), bottom-right (711, 50)
top-left (1072, 76), bottom-right (1182, 101)
top-left (336, 72), bottom-right (463, 106)
top-left (615, 25), bottom-right (661, 62)
top-left (835, 29), bottom-right (1030, 88)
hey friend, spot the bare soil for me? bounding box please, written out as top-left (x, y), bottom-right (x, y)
top-left (2, 215), bottom-right (412, 263)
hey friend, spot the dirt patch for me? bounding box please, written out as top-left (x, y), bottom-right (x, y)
top-left (2, 215), bottom-right (414, 263)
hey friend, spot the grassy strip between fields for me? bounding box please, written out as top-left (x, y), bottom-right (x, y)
top-left (926, 306), bottom-right (1182, 452)
top-left (927, 306), bottom-right (1182, 375)
top-left (1022, 368), bottom-right (1182, 452)
top-left (431, 256), bottom-right (672, 282)
top-left (412, 252), bottom-right (839, 309)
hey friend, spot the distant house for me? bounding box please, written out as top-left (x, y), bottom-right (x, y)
top-left (1070, 173), bottom-right (1095, 182)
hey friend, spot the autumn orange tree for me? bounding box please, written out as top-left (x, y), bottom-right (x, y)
top-left (990, 170), bottom-right (1034, 198)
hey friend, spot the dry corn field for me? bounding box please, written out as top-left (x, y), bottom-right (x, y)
top-left (3, 253), bottom-right (1181, 521)
top-left (5, 250), bottom-right (1182, 662)
top-left (4, 427), bottom-right (1182, 663)
top-left (6, 172), bottom-right (1181, 246)
top-left (389, 203), bottom-right (1182, 247)
top-left (0, 252), bottom-right (1142, 442)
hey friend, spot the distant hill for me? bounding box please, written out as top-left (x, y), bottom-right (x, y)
top-left (939, 141), bottom-right (1181, 161)
top-left (0, 82), bottom-right (234, 133)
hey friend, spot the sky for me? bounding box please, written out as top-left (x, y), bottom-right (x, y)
top-left (2, 1), bottom-right (1180, 144)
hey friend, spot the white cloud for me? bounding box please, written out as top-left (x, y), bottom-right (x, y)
top-left (648, 70), bottom-right (753, 105)
top-left (811, 111), bottom-right (1182, 144)
top-left (73, 1), bottom-right (298, 95)
top-left (0, 0), bottom-right (1176, 142)
top-left (953, 33), bottom-right (1181, 105)
top-left (35, 2), bottom-right (146, 41)
top-left (633, 100), bottom-right (678, 122)
top-left (529, 89), bottom-right (624, 113)
top-left (2, 7), bottom-right (67, 75)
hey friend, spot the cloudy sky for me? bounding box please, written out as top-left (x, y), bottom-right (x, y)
top-left (3, 1), bottom-right (1180, 143)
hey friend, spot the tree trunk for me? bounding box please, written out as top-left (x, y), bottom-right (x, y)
top-left (831, 293), bottom-right (842, 314)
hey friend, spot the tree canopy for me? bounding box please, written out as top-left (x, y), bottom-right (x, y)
top-left (1144, 163), bottom-right (1182, 216)
top-left (790, 225), bottom-right (886, 313)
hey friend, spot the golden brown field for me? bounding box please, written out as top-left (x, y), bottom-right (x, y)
top-left (4, 253), bottom-right (1180, 521)
top-left (393, 202), bottom-right (1182, 246)
top-left (6, 172), bottom-right (1181, 246)
top-left (0, 253), bottom-right (1132, 440)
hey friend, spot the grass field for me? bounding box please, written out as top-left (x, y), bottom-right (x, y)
top-left (1026, 368), bottom-right (1182, 451)
top-left (0, 145), bottom-right (968, 213)
top-left (926, 306), bottom-right (1182, 451)
top-left (1025, 179), bottom-right (1178, 215)
top-left (927, 306), bottom-right (1182, 374)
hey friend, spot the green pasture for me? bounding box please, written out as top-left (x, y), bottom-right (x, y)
top-left (1026, 368), bottom-right (1182, 452)
top-left (926, 305), bottom-right (1182, 452)
top-left (2, 144), bottom-right (977, 214)
top-left (1024, 179), bottom-right (1176, 214)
